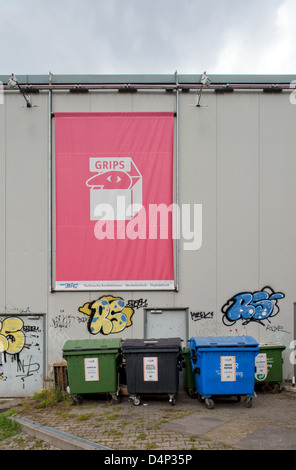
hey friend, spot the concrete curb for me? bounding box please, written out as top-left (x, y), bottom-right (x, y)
top-left (13, 416), bottom-right (112, 451)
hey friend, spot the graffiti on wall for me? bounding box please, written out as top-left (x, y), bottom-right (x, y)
top-left (79, 295), bottom-right (135, 335)
top-left (0, 315), bottom-right (43, 393)
top-left (125, 298), bottom-right (148, 310)
top-left (0, 317), bottom-right (26, 355)
top-left (222, 286), bottom-right (285, 326)
top-left (190, 311), bottom-right (214, 322)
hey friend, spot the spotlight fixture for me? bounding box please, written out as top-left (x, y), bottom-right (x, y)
top-left (195, 71), bottom-right (211, 107)
top-left (7, 74), bottom-right (18, 89)
top-left (7, 74), bottom-right (32, 107)
top-left (200, 72), bottom-right (211, 87)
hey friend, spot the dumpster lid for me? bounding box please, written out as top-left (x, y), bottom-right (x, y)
top-left (259, 342), bottom-right (286, 350)
top-left (63, 338), bottom-right (122, 353)
top-left (122, 337), bottom-right (182, 351)
top-left (190, 336), bottom-right (259, 348)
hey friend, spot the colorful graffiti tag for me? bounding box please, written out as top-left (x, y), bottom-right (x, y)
top-left (222, 286), bottom-right (285, 326)
top-left (79, 295), bottom-right (135, 335)
top-left (0, 317), bottom-right (26, 354)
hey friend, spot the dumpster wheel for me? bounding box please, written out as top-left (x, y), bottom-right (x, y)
top-left (71, 395), bottom-right (83, 405)
top-left (132, 395), bottom-right (141, 406)
top-left (244, 397), bottom-right (253, 408)
top-left (169, 395), bottom-right (176, 406)
top-left (111, 394), bottom-right (121, 404)
top-left (273, 382), bottom-right (283, 393)
top-left (188, 388), bottom-right (197, 399)
top-left (197, 393), bottom-right (205, 403)
top-left (205, 398), bottom-right (215, 409)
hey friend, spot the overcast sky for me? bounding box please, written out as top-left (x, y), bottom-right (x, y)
top-left (1, 0), bottom-right (296, 76)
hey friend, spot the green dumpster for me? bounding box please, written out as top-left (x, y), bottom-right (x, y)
top-left (182, 347), bottom-right (196, 398)
top-left (62, 338), bottom-right (122, 403)
top-left (255, 343), bottom-right (286, 391)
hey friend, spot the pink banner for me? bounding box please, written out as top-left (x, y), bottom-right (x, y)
top-left (55, 112), bottom-right (175, 290)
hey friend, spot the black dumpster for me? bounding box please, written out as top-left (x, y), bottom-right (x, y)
top-left (122, 338), bottom-right (183, 405)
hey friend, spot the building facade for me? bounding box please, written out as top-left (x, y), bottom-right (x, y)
top-left (0, 73), bottom-right (295, 396)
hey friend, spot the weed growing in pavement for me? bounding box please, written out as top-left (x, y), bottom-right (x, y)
top-left (108, 412), bottom-right (120, 420)
top-left (107, 429), bottom-right (123, 437)
top-left (121, 419), bottom-right (132, 426)
top-left (76, 413), bottom-right (93, 421)
top-left (145, 442), bottom-right (158, 450)
top-left (20, 391), bottom-right (69, 415)
top-left (31, 386), bottom-right (72, 409)
top-left (0, 409), bottom-right (21, 440)
top-left (149, 419), bottom-right (169, 430)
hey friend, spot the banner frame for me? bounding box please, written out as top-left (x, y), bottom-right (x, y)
top-left (52, 111), bottom-right (177, 292)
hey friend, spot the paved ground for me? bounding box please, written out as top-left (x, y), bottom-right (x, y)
top-left (1, 383), bottom-right (296, 452)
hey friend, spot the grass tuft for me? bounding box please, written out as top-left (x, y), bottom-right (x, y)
top-left (0, 410), bottom-right (21, 440)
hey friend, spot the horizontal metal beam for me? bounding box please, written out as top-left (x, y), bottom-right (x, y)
top-left (1, 73), bottom-right (296, 92)
top-left (2, 82), bottom-right (294, 93)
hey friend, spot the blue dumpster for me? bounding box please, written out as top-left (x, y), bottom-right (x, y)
top-left (190, 336), bottom-right (259, 409)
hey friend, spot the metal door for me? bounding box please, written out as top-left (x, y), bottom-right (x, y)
top-left (144, 308), bottom-right (188, 343)
top-left (0, 314), bottom-right (45, 397)
top-left (144, 308), bottom-right (188, 389)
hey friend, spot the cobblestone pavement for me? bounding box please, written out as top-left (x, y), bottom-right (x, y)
top-left (1, 384), bottom-right (296, 451)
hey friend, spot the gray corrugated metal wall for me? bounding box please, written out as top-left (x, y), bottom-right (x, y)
top-left (0, 76), bottom-right (295, 396)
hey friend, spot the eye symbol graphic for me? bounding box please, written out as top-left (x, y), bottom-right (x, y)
top-left (86, 170), bottom-right (132, 189)
top-left (107, 174), bottom-right (121, 183)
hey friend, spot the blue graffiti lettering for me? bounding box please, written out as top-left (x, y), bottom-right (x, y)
top-left (222, 286), bottom-right (285, 326)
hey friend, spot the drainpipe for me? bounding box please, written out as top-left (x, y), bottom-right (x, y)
top-left (48, 88), bottom-right (53, 292)
top-left (175, 71), bottom-right (179, 292)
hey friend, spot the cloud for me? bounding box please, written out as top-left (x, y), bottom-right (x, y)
top-left (214, 0), bottom-right (296, 74)
top-left (0, 0), bottom-right (295, 75)
top-left (262, 0), bottom-right (296, 73)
